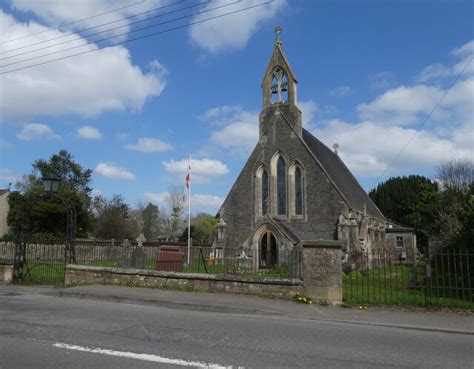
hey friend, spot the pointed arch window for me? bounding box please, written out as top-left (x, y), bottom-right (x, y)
top-left (262, 170), bottom-right (269, 215)
top-left (295, 166), bottom-right (303, 215)
top-left (277, 156), bottom-right (286, 215)
top-left (289, 162), bottom-right (305, 218)
top-left (271, 66), bottom-right (288, 104)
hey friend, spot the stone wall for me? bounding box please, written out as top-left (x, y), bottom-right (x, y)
top-left (65, 238), bottom-right (344, 305)
top-left (65, 265), bottom-right (303, 300)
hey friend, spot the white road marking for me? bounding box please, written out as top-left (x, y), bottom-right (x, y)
top-left (53, 342), bottom-right (229, 368)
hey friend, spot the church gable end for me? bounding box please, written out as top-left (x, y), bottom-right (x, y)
top-left (218, 27), bottom-right (389, 262)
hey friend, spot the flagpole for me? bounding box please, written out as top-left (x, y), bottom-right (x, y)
top-left (187, 155), bottom-right (191, 266)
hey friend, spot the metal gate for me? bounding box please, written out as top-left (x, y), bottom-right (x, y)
top-left (12, 190), bottom-right (76, 285)
top-left (14, 242), bottom-right (67, 285)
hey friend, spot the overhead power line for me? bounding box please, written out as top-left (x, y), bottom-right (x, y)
top-left (370, 56), bottom-right (473, 189)
top-left (0, 0), bottom-right (237, 69)
top-left (0, 1), bottom-right (274, 75)
top-left (0, 0), bottom-right (146, 45)
top-left (0, 0), bottom-right (190, 57)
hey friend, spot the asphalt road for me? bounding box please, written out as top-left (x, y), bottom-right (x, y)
top-left (0, 287), bottom-right (472, 369)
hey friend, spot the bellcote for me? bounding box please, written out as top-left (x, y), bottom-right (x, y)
top-left (259, 26), bottom-right (302, 138)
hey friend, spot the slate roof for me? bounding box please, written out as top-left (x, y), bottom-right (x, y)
top-left (270, 218), bottom-right (301, 244)
top-left (385, 219), bottom-right (415, 233)
top-left (302, 128), bottom-right (385, 220)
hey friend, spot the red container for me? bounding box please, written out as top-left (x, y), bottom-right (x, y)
top-left (156, 246), bottom-right (184, 272)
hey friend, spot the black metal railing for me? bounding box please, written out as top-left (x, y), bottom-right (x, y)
top-left (342, 250), bottom-right (473, 309)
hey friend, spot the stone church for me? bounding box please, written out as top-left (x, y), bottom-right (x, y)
top-left (215, 29), bottom-right (397, 269)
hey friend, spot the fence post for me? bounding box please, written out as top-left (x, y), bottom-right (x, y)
top-left (299, 240), bottom-right (343, 304)
top-left (121, 239), bottom-right (130, 268)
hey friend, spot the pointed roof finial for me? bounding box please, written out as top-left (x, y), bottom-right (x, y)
top-left (275, 25), bottom-right (282, 46)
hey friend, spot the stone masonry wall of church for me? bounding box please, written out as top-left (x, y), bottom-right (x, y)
top-left (221, 110), bottom-right (347, 249)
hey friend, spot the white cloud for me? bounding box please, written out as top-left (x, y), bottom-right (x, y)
top-left (203, 105), bottom-right (259, 157)
top-left (205, 101), bottom-right (328, 156)
top-left (144, 191), bottom-right (223, 214)
top-left (144, 191), bottom-right (169, 204)
top-left (10, 0), bottom-right (163, 40)
top-left (298, 100), bottom-right (318, 129)
top-left (416, 64), bottom-right (452, 83)
top-left (357, 84), bottom-right (446, 126)
top-left (358, 69), bottom-right (474, 128)
top-left (77, 126), bottom-right (103, 140)
top-left (191, 194), bottom-right (224, 213)
top-left (0, 10), bottom-right (167, 120)
top-left (416, 39), bottom-right (474, 83)
top-left (189, 0), bottom-right (286, 53)
top-left (210, 122), bottom-right (259, 157)
top-left (125, 137), bottom-right (172, 153)
top-left (163, 158), bottom-right (229, 184)
top-left (368, 71), bottom-right (397, 90)
top-left (17, 123), bottom-right (60, 140)
top-left (329, 85), bottom-right (350, 97)
top-left (95, 162), bottom-right (135, 180)
top-left (199, 105), bottom-right (253, 125)
top-left (315, 40), bottom-right (474, 181)
top-left (314, 119), bottom-right (473, 177)
top-left (0, 169), bottom-right (19, 183)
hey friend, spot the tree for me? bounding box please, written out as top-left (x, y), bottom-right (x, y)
top-left (369, 175), bottom-right (439, 251)
top-left (92, 194), bottom-right (138, 240)
top-left (164, 186), bottom-right (185, 240)
top-left (7, 150), bottom-right (94, 240)
top-left (435, 159), bottom-right (474, 248)
top-left (130, 202), bottom-right (162, 240)
top-left (178, 213), bottom-right (217, 244)
top-left (436, 158), bottom-right (473, 194)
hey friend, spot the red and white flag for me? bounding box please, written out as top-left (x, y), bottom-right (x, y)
top-left (183, 157), bottom-right (191, 203)
top-left (185, 160), bottom-right (191, 190)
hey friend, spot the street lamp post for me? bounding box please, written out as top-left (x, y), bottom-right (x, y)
top-left (42, 176), bottom-right (61, 194)
top-left (41, 177), bottom-right (77, 265)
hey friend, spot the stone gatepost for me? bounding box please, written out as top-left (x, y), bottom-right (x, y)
top-left (299, 240), bottom-right (343, 304)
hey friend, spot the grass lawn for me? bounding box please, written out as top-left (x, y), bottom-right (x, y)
top-left (343, 264), bottom-right (473, 309)
top-left (22, 261), bottom-right (65, 285)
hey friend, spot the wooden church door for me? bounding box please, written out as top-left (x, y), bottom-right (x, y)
top-left (259, 231), bottom-right (278, 269)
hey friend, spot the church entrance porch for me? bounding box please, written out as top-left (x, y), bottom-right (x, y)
top-left (259, 231), bottom-right (278, 269)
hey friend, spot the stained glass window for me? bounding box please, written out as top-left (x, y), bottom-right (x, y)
top-left (277, 156), bottom-right (286, 215)
top-left (262, 170), bottom-right (269, 215)
top-left (295, 167), bottom-right (303, 215)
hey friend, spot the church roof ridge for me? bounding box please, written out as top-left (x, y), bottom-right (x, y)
top-left (301, 128), bottom-right (385, 220)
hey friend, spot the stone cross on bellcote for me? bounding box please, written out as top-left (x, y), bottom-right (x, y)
top-left (275, 25), bottom-right (282, 46)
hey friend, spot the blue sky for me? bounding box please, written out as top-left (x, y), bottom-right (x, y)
top-left (0, 0), bottom-right (473, 214)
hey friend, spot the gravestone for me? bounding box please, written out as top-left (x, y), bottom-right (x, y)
top-left (237, 250), bottom-right (251, 272)
top-left (131, 234), bottom-right (146, 269)
top-left (121, 239), bottom-right (130, 268)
